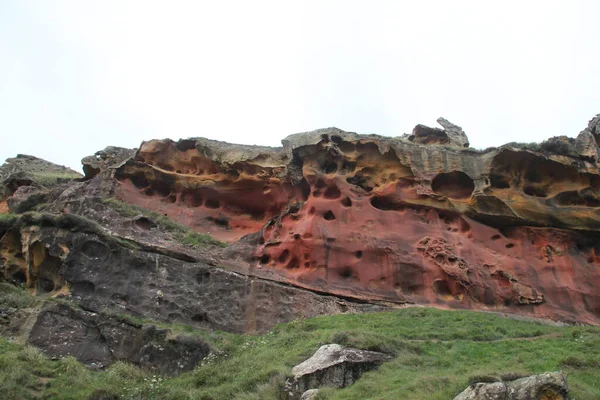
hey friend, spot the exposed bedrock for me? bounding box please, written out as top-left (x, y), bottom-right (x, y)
top-left (0, 218), bottom-right (378, 334)
top-left (102, 116), bottom-right (600, 324)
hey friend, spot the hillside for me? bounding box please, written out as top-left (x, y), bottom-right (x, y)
top-left (1, 115), bottom-right (600, 399)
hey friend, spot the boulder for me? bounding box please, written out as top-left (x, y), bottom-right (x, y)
top-left (284, 344), bottom-right (391, 399)
top-left (26, 302), bottom-right (211, 374)
top-left (454, 371), bottom-right (569, 400)
top-left (409, 117), bottom-right (470, 148)
top-left (81, 146), bottom-right (135, 179)
top-left (300, 389), bottom-right (320, 400)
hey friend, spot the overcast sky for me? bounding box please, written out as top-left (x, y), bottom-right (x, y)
top-left (1, 1), bottom-right (599, 172)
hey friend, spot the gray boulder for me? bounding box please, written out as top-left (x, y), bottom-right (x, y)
top-left (409, 117), bottom-right (470, 148)
top-left (454, 371), bottom-right (569, 400)
top-left (284, 344), bottom-right (391, 399)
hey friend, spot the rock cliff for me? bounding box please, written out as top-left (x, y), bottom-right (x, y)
top-left (2, 115), bottom-right (600, 340)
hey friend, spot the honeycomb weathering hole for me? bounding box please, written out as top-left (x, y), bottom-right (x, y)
top-left (431, 171), bottom-right (475, 199)
top-left (323, 210), bottom-right (336, 220)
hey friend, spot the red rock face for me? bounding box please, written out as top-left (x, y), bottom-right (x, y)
top-left (112, 120), bottom-right (600, 325)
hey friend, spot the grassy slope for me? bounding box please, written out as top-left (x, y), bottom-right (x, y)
top-left (1, 284), bottom-right (599, 400)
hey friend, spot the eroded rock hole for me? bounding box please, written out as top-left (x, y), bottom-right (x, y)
top-left (338, 267), bottom-right (354, 279)
top-left (131, 175), bottom-right (149, 189)
top-left (355, 250), bottom-right (363, 259)
top-left (205, 198), bottom-right (220, 209)
top-left (370, 196), bottom-right (405, 211)
top-left (278, 249), bottom-right (290, 263)
top-left (323, 210), bottom-right (336, 221)
top-left (433, 279), bottom-right (452, 296)
top-left (523, 185), bottom-right (547, 197)
top-left (175, 139), bottom-right (197, 151)
top-left (431, 171), bottom-right (475, 199)
top-left (325, 162), bottom-right (338, 174)
top-left (341, 197), bottom-right (352, 207)
top-left (208, 216), bottom-right (229, 228)
top-left (331, 135), bottom-right (343, 144)
top-left (324, 186), bottom-right (341, 199)
top-left (286, 257), bottom-right (300, 269)
top-left (259, 254), bottom-right (270, 264)
top-left (182, 192), bottom-right (203, 207)
top-left (8, 266), bottom-right (26, 285)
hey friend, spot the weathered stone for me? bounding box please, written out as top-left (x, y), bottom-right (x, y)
top-left (454, 371), bottom-right (569, 400)
top-left (26, 302), bottom-right (210, 374)
top-left (284, 344), bottom-right (391, 399)
top-left (3, 114), bottom-right (600, 330)
top-left (0, 154), bottom-right (81, 201)
top-left (300, 389), bottom-right (320, 400)
top-left (81, 146), bottom-right (136, 179)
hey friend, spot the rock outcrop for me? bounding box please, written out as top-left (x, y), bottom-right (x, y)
top-left (454, 371), bottom-right (569, 400)
top-left (0, 154), bottom-right (81, 211)
top-left (105, 117), bottom-right (600, 325)
top-left (28, 302), bottom-right (210, 374)
top-left (1, 115), bottom-right (600, 332)
top-left (284, 344), bottom-right (391, 399)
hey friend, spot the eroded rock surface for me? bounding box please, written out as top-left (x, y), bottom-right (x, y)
top-left (6, 301), bottom-right (210, 374)
top-left (454, 371), bottom-right (569, 400)
top-left (284, 344), bottom-right (391, 399)
top-left (2, 115), bottom-right (600, 329)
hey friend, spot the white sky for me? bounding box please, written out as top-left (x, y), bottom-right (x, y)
top-left (1, 1), bottom-right (599, 172)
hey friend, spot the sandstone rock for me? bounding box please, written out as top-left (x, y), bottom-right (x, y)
top-left (454, 371), bottom-right (569, 400)
top-left (4, 114), bottom-right (600, 330)
top-left (81, 146), bottom-right (136, 179)
top-left (284, 344), bottom-right (391, 399)
top-left (409, 117), bottom-right (469, 147)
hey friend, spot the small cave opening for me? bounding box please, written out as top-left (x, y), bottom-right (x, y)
top-left (346, 172), bottom-right (373, 192)
top-left (182, 192), bottom-right (203, 207)
top-left (286, 257), bottom-right (300, 269)
top-left (153, 181), bottom-right (172, 197)
top-left (325, 162), bottom-right (338, 174)
top-left (370, 196), bottom-right (405, 211)
top-left (523, 185), bottom-right (547, 198)
top-left (315, 178), bottom-right (327, 189)
top-left (293, 234), bottom-right (301, 240)
top-left (259, 254), bottom-right (270, 264)
top-left (298, 178), bottom-right (311, 201)
top-left (431, 171), bottom-right (475, 199)
top-left (433, 279), bottom-right (453, 296)
top-left (338, 267), bottom-right (354, 279)
top-left (205, 198), bottom-right (220, 209)
top-left (131, 175), bottom-right (150, 189)
top-left (208, 215), bottom-right (230, 228)
top-left (355, 250), bottom-right (363, 259)
top-left (175, 139), bottom-right (197, 151)
top-left (277, 249), bottom-right (290, 263)
top-left (192, 313), bottom-right (209, 322)
top-left (341, 197), bottom-right (352, 207)
top-left (323, 210), bottom-right (336, 221)
top-left (340, 160), bottom-right (356, 174)
top-left (331, 135), bottom-right (343, 144)
top-left (324, 186), bottom-right (342, 199)
top-left (7, 265), bottom-right (26, 286)
top-left (490, 173), bottom-right (511, 189)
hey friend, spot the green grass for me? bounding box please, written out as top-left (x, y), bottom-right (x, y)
top-left (29, 171), bottom-right (81, 188)
top-left (1, 306), bottom-right (599, 399)
top-left (103, 198), bottom-right (226, 248)
top-left (0, 283), bottom-right (40, 309)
